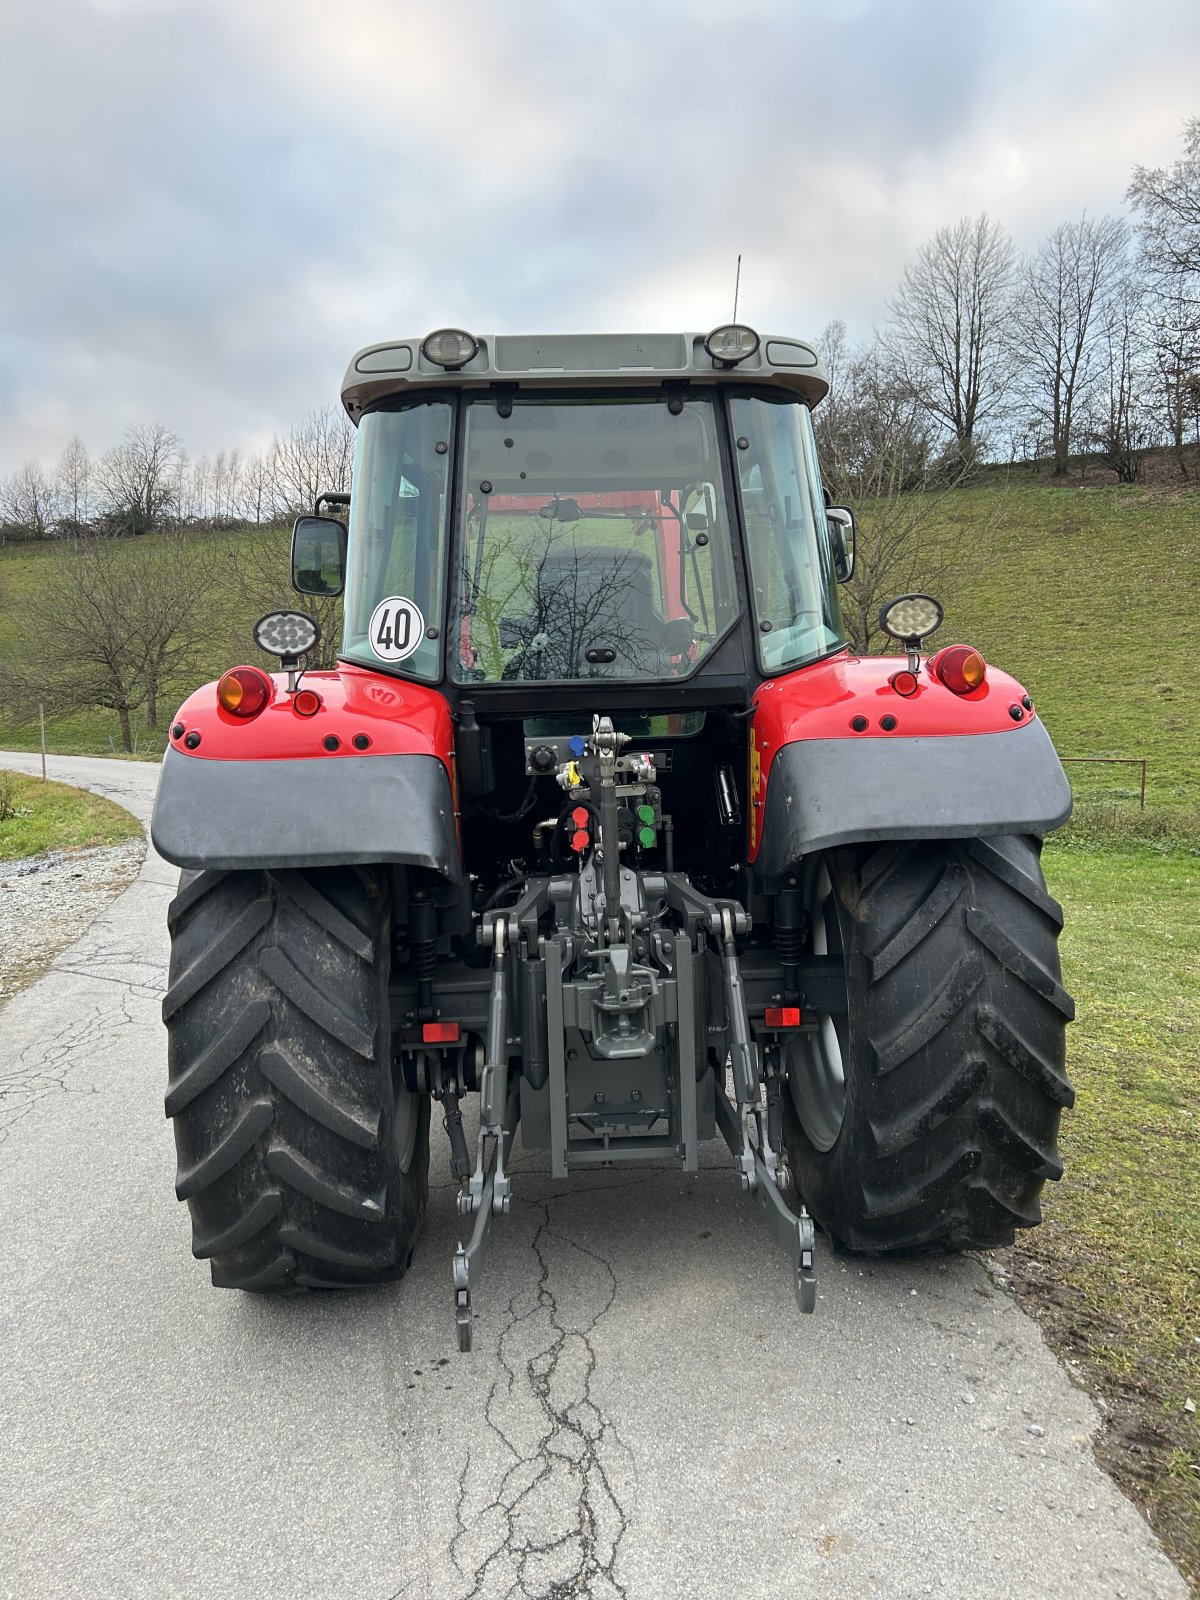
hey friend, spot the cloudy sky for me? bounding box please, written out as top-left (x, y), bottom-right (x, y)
top-left (0, 0), bottom-right (1197, 475)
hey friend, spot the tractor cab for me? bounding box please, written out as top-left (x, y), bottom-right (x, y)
top-left (300, 327), bottom-right (847, 707)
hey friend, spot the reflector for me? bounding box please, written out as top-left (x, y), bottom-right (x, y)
top-left (421, 1022), bottom-right (460, 1044)
top-left (292, 688), bottom-right (321, 717)
top-left (765, 1006), bottom-right (802, 1028)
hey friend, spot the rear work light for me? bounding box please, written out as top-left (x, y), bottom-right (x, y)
top-left (764, 1006), bottom-right (802, 1028)
top-left (217, 666), bottom-right (272, 718)
top-left (930, 644), bottom-right (987, 695)
top-left (421, 328), bottom-right (479, 369)
top-left (421, 1021), bottom-right (460, 1044)
top-left (704, 323), bottom-right (759, 365)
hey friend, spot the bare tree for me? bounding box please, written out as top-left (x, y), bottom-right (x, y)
top-left (1012, 215), bottom-right (1130, 477)
top-left (1129, 122), bottom-right (1200, 480)
top-left (269, 406), bottom-right (356, 517)
top-left (1150, 273), bottom-right (1200, 477)
top-left (238, 451), bottom-right (278, 526)
top-left (187, 455), bottom-right (213, 524)
top-left (9, 535), bottom-right (150, 750)
top-left (212, 449), bottom-right (241, 526)
top-left (7, 528), bottom-right (216, 747)
top-left (56, 437), bottom-right (92, 529)
top-left (0, 461), bottom-right (59, 542)
top-left (221, 525), bottom-right (343, 671)
top-left (1083, 272), bottom-right (1154, 482)
top-left (1128, 116), bottom-right (1200, 284)
top-left (814, 324), bottom-right (965, 654)
top-left (883, 214), bottom-right (1016, 467)
top-left (133, 535), bottom-right (215, 728)
top-left (96, 423), bottom-right (183, 536)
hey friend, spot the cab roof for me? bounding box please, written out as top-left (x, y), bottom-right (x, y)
top-left (340, 331), bottom-right (828, 420)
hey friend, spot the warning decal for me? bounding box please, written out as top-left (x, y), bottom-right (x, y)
top-left (368, 596), bottom-right (425, 663)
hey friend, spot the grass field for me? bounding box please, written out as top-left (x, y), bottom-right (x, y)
top-left (0, 769), bottom-right (143, 860)
top-left (1028, 829), bottom-right (1200, 1582)
top-left (927, 479), bottom-right (1199, 807)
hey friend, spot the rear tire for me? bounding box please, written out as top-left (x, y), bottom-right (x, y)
top-left (781, 836), bottom-right (1074, 1253)
top-left (163, 866), bottom-right (429, 1290)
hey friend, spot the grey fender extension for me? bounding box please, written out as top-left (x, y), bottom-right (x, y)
top-left (753, 719), bottom-right (1071, 884)
top-left (151, 746), bottom-right (459, 873)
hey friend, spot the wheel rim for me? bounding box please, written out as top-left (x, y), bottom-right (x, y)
top-left (785, 857), bottom-right (849, 1153)
top-left (391, 1065), bottom-right (420, 1174)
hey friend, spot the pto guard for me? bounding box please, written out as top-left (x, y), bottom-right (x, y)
top-left (151, 745), bottom-right (459, 873)
top-left (752, 717), bottom-right (1072, 885)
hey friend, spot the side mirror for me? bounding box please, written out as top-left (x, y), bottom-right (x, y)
top-left (291, 514), bottom-right (347, 597)
top-left (826, 506), bottom-right (856, 583)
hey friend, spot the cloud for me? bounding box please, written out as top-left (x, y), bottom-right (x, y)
top-left (0, 0), bottom-right (1196, 474)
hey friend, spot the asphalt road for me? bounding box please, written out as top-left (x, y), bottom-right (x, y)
top-left (0, 751), bottom-right (1188, 1600)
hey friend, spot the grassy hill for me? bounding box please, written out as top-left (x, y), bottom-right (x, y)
top-left (1, 477), bottom-right (1196, 801)
top-left (926, 479), bottom-right (1198, 807)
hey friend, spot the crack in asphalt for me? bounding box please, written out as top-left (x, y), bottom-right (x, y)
top-left (449, 1182), bottom-right (644, 1599)
top-left (0, 972), bottom-right (155, 1139)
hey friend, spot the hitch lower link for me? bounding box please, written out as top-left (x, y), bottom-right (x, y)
top-left (452, 915), bottom-right (518, 1353)
top-left (710, 906), bottom-right (817, 1315)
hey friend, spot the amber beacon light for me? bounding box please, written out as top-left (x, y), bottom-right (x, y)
top-left (930, 644), bottom-right (987, 696)
top-left (217, 666), bottom-right (272, 718)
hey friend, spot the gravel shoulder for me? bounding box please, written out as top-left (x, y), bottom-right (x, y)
top-left (0, 837), bottom-right (146, 1006)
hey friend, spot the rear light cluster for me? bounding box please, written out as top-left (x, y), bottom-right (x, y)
top-left (216, 669), bottom-right (325, 721)
top-left (929, 644), bottom-right (987, 696)
top-left (217, 666), bottom-right (272, 718)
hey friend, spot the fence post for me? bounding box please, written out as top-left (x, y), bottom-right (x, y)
top-left (38, 703), bottom-right (46, 782)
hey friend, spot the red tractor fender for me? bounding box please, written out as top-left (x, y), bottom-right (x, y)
top-left (748, 651), bottom-right (1070, 877)
top-left (152, 666), bottom-right (462, 875)
top-left (163, 662), bottom-right (456, 770)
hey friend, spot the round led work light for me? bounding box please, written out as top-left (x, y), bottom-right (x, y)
top-left (253, 610), bottom-right (321, 659)
top-left (878, 593), bottom-right (944, 644)
top-left (421, 328), bottom-right (479, 369)
top-left (704, 324), bottom-right (760, 365)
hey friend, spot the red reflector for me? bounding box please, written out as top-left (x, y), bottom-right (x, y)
top-left (421, 1022), bottom-right (460, 1044)
top-left (292, 688), bottom-right (321, 717)
top-left (765, 1006), bottom-right (802, 1028)
top-left (889, 670), bottom-right (919, 697)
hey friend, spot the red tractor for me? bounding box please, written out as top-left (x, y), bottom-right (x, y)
top-left (153, 326), bottom-right (1074, 1349)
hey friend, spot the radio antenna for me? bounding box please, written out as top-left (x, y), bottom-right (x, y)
top-left (732, 253), bottom-right (742, 322)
